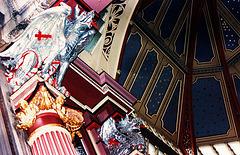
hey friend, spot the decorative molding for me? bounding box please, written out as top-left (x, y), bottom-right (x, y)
top-left (0, 103), bottom-right (14, 154)
top-left (0, 65), bottom-right (32, 155)
top-left (228, 51), bottom-right (240, 68)
top-left (193, 66), bottom-right (224, 74)
top-left (70, 94), bottom-right (130, 114)
top-left (72, 58), bottom-right (137, 104)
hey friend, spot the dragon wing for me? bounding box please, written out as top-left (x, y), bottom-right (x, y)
top-left (0, 3), bottom-right (71, 63)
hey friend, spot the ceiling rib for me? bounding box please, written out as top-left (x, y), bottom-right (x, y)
top-left (134, 16), bottom-right (189, 74)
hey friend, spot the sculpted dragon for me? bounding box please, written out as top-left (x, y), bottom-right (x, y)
top-left (0, 3), bottom-right (96, 95)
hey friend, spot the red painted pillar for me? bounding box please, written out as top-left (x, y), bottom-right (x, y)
top-left (27, 111), bottom-right (77, 155)
top-left (14, 85), bottom-right (83, 155)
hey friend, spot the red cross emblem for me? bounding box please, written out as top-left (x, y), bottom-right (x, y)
top-left (108, 138), bottom-right (120, 146)
top-left (35, 31), bottom-right (52, 41)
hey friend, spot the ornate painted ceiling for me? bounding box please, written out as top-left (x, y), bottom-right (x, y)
top-left (1, 0), bottom-right (240, 154)
top-left (118, 0), bottom-right (240, 153)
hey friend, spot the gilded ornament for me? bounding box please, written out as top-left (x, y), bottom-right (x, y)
top-left (54, 95), bottom-right (69, 123)
top-left (65, 108), bottom-right (84, 140)
top-left (16, 100), bottom-right (39, 130)
top-left (16, 86), bottom-right (84, 138)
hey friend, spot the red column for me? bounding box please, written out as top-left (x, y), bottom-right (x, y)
top-left (27, 111), bottom-right (77, 155)
top-left (15, 85), bottom-right (81, 155)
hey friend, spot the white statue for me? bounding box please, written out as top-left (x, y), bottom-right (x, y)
top-left (0, 3), bottom-right (96, 95)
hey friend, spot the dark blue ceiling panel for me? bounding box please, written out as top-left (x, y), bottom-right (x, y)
top-left (193, 77), bottom-right (230, 138)
top-left (162, 81), bottom-right (181, 134)
top-left (146, 65), bottom-right (173, 116)
top-left (221, 0), bottom-right (240, 21)
top-left (219, 16), bottom-right (239, 51)
top-left (195, 13), bottom-right (214, 62)
top-left (160, 0), bottom-right (185, 39)
top-left (119, 33), bottom-right (142, 85)
top-left (130, 51), bottom-right (158, 99)
top-left (232, 75), bottom-right (240, 103)
top-left (174, 21), bottom-right (187, 56)
top-left (142, 0), bottom-right (163, 23)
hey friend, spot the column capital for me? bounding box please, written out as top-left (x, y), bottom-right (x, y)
top-left (16, 84), bottom-right (84, 140)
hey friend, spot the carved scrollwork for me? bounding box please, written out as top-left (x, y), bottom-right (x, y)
top-left (102, 2), bottom-right (126, 59)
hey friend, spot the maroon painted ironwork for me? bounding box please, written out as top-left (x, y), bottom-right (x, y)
top-left (206, 0), bottom-right (240, 137)
top-left (178, 0), bottom-right (206, 154)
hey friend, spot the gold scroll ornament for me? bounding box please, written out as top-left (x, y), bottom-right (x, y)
top-left (16, 86), bottom-right (84, 139)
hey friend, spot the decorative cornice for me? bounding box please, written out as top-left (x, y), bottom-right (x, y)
top-left (73, 58), bottom-right (137, 104)
top-left (10, 75), bottom-right (63, 108)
